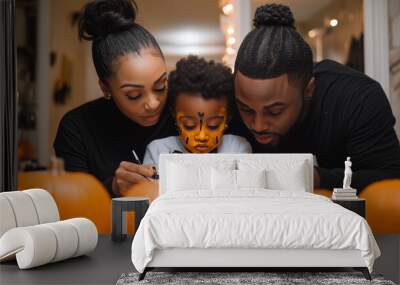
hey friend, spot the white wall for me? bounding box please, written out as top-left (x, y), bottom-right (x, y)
top-left (302, 0), bottom-right (363, 64)
top-left (44, 0), bottom-right (91, 165)
top-left (135, 0), bottom-right (224, 69)
top-left (83, 44), bottom-right (102, 102)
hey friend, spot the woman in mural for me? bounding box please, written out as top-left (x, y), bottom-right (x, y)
top-left (54, 0), bottom-right (175, 197)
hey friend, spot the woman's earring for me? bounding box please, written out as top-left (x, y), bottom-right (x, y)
top-left (105, 93), bottom-right (112, 100)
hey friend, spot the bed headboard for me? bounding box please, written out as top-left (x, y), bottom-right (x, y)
top-left (158, 153), bottom-right (314, 194)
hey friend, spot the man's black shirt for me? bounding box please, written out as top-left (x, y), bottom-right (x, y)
top-left (229, 60), bottom-right (400, 191)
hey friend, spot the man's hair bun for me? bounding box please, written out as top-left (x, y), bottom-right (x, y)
top-left (79, 0), bottom-right (137, 41)
top-left (253, 4), bottom-right (295, 29)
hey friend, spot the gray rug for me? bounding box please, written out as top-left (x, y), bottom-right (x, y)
top-left (117, 271), bottom-right (396, 285)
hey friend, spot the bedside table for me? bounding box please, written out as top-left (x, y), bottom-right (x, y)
top-left (332, 198), bottom-right (365, 218)
top-left (112, 197), bottom-right (149, 242)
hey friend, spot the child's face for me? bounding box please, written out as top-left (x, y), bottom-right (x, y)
top-left (175, 93), bottom-right (228, 153)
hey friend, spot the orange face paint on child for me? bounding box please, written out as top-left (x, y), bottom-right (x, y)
top-left (174, 94), bottom-right (228, 153)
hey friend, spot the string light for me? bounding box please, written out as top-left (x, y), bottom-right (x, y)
top-left (222, 3), bottom-right (234, 15)
top-left (227, 36), bottom-right (236, 45)
top-left (329, 18), bottom-right (338, 27)
top-left (226, 46), bottom-right (235, 55)
top-left (219, 1), bottom-right (236, 68)
top-left (226, 26), bottom-right (234, 35)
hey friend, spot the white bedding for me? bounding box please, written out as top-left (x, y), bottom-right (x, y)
top-left (131, 190), bottom-right (380, 273)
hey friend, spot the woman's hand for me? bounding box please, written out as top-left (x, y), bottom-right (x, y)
top-left (112, 161), bottom-right (155, 196)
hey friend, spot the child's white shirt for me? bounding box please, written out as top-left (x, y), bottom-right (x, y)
top-left (143, 134), bottom-right (252, 169)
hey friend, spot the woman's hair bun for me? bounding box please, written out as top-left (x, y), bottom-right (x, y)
top-left (79, 0), bottom-right (137, 41)
top-left (253, 4), bottom-right (295, 29)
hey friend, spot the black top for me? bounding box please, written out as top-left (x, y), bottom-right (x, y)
top-left (54, 98), bottom-right (176, 196)
top-left (229, 60), bottom-right (400, 191)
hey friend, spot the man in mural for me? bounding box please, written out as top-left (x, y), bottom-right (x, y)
top-left (230, 4), bottom-right (400, 191)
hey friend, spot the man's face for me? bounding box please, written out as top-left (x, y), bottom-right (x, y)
top-left (175, 93), bottom-right (228, 153)
top-left (234, 72), bottom-right (305, 146)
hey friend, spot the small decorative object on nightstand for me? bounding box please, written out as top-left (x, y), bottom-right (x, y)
top-left (331, 157), bottom-right (365, 217)
top-left (332, 157), bottom-right (359, 200)
top-left (112, 197), bottom-right (149, 242)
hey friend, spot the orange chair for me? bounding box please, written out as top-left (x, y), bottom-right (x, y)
top-left (18, 171), bottom-right (112, 234)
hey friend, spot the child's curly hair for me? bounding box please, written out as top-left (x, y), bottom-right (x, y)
top-left (167, 55), bottom-right (234, 112)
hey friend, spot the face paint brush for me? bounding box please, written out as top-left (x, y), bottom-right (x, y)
top-left (132, 149), bottom-right (152, 181)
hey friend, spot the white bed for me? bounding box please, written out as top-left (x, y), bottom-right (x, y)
top-left (131, 154), bottom-right (380, 280)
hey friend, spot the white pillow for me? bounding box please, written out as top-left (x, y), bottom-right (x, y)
top-left (165, 159), bottom-right (236, 192)
top-left (267, 165), bottom-right (307, 191)
top-left (211, 168), bottom-right (236, 190)
top-left (211, 168), bottom-right (267, 190)
top-left (238, 160), bottom-right (308, 191)
top-left (166, 162), bottom-right (210, 191)
top-left (236, 169), bottom-right (267, 189)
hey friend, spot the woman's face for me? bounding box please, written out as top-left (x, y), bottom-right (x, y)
top-left (102, 49), bottom-right (168, 127)
top-left (174, 93), bottom-right (228, 153)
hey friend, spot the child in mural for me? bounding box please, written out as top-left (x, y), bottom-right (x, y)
top-left (143, 55), bottom-right (252, 170)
